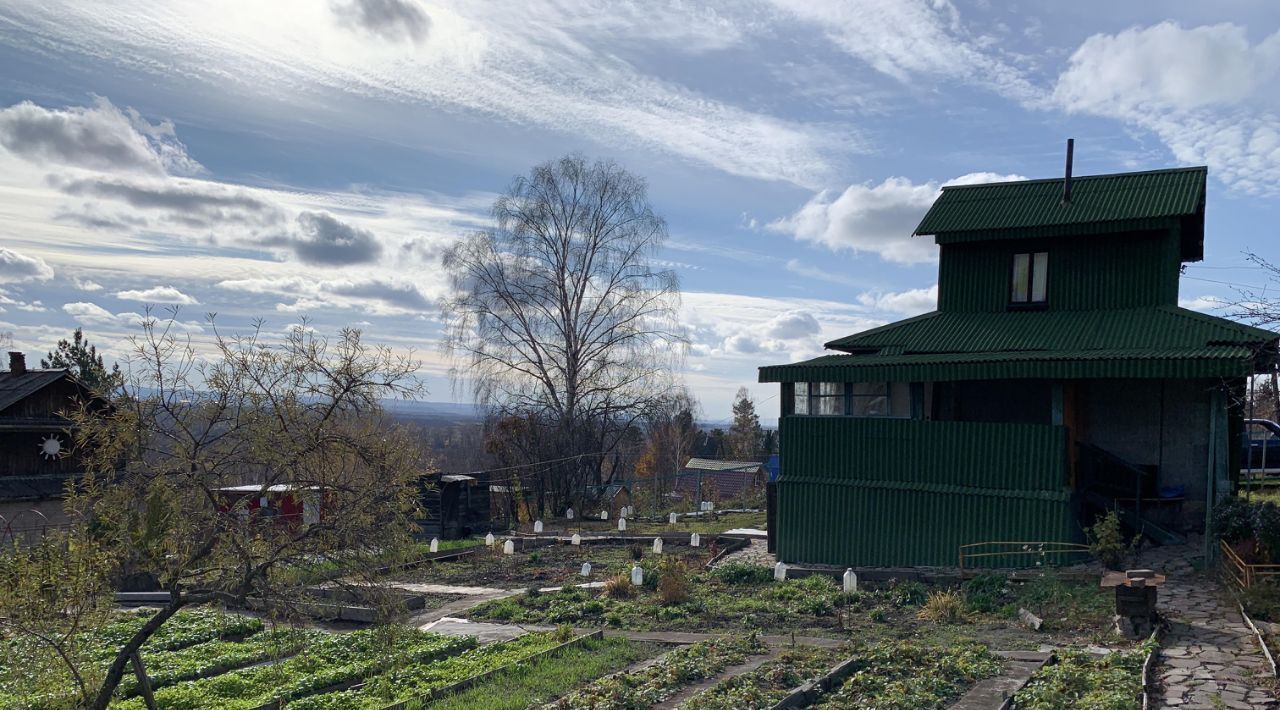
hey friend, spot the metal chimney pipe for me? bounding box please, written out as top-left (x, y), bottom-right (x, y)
top-left (1062, 138), bottom-right (1074, 205)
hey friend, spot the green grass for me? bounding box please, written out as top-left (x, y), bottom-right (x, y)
top-left (812, 641), bottom-right (1002, 709)
top-left (548, 634), bottom-right (767, 709)
top-left (683, 644), bottom-right (845, 710)
top-left (429, 637), bottom-right (663, 710)
top-left (111, 628), bottom-right (475, 710)
top-left (1013, 642), bottom-right (1154, 710)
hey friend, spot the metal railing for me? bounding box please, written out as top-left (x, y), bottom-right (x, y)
top-left (958, 540), bottom-right (1092, 576)
top-left (1220, 538), bottom-right (1280, 589)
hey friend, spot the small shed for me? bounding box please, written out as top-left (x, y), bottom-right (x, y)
top-left (213, 484), bottom-right (323, 529)
top-left (676, 458), bottom-right (766, 504)
top-left (419, 473), bottom-right (491, 540)
top-left (582, 482), bottom-right (631, 518)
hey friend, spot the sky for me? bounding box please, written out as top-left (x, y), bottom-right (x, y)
top-left (0, 1), bottom-right (1278, 424)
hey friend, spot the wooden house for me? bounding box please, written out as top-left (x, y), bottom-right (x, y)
top-left (676, 458), bottom-right (766, 504)
top-left (0, 352), bottom-right (104, 544)
top-left (759, 165), bottom-right (1278, 567)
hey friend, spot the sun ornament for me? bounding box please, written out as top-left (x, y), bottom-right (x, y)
top-left (39, 435), bottom-right (64, 460)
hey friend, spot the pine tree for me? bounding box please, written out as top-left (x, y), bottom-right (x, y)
top-left (727, 387), bottom-right (763, 460)
top-left (41, 328), bottom-right (120, 393)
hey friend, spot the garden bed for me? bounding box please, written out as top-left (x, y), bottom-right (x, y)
top-left (531, 510), bottom-right (766, 537)
top-left (809, 641), bottom-right (1002, 708)
top-left (283, 631), bottom-right (572, 709)
top-left (386, 542), bottom-right (712, 588)
top-left (546, 633), bottom-right (768, 708)
top-left (428, 636), bottom-right (667, 710)
top-left (1010, 641), bottom-right (1155, 710)
top-left (681, 643), bottom-right (847, 710)
top-left (111, 627), bottom-right (475, 710)
top-left (466, 564), bottom-right (1121, 648)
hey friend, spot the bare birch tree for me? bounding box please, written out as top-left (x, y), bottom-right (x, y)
top-left (443, 154), bottom-right (685, 514)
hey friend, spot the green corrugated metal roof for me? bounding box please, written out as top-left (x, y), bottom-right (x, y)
top-left (824, 305), bottom-right (1273, 353)
top-left (758, 307), bottom-right (1276, 383)
top-left (914, 167), bottom-right (1206, 236)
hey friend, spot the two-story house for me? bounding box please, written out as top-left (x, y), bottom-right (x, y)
top-left (759, 166), bottom-right (1278, 568)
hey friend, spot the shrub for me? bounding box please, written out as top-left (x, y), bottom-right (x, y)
top-left (525, 585), bottom-right (542, 599)
top-left (1086, 510), bottom-right (1135, 570)
top-left (528, 552), bottom-right (541, 564)
top-left (962, 573), bottom-right (1008, 614)
top-left (887, 579), bottom-right (928, 607)
top-left (710, 563), bottom-right (773, 585)
top-left (1213, 496), bottom-right (1256, 544)
top-left (1241, 582), bottom-right (1280, 622)
top-left (553, 624), bottom-right (574, 643)
top-left (657, 559), bottom-right (691, 606)
top-left (917, 590), bottom-right (968, 623)
top-left (1255, 502), bottom-right (1280, 563)
top-left (629, 544), bottom-right (644, 561)
top-left (604, 574), bottom-right (634, 599)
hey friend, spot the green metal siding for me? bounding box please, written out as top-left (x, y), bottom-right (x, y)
top-left (937, 232), bottom-right (1181, 312)
top-left (781, 416), bottom-right (1067, 490)
top-left (775, 417), bottom-right (1078, 567)
top-left (915, 167), bottom-right (1205, 236)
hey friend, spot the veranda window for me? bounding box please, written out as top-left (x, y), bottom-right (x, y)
top-left (851, 382), bottom-right (890, 416)
top-left (814, 382), bottom-right (844, 415)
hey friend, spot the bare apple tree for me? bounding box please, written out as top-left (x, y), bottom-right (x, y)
top-left (0, 316), bottom-right (426, 709)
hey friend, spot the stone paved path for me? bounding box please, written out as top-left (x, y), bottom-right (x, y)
top-left (712, 538), bottom-right (775, 567)
top-left (1143, 541), bottom-right (1277, 708)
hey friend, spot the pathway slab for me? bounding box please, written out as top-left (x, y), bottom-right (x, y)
top-left (1138, 538), bottom-right (1278, 708)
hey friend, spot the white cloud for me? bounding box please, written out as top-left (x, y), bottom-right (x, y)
top-left (217, 275), bottom-right (435, 315)
top-left (1055, 23), bottom-right (1280, 194)
top-left (115, 286), bottom-right (200, 305)
top-left (74, 278), bottom-right (104, 291)
top-left (0, 96), bottom-right (201, 175)
top-left (0, 247), bottom-right (54, 283)
top-left (857, 285), bottom-right (937, 316)
top-left (1179, 295), bottom-right (1225, 313)
top-left (770, 172), bottom-right (1024, 264)
top-left (62, 301), bottom-right (146, 328)
top-left (767, 0), bottom-right (1039, 102)
top-left (0, 1), bottom-right (849, 188)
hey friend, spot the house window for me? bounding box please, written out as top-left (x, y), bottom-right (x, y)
top-left (793, 382), bottom-right (810, 415)
top-left (1011, 251), bottom-right (1048, 304)
top-left (851, 382), bottom-right (890, 416)
top-left (814, 382), bottom-right (844, 415)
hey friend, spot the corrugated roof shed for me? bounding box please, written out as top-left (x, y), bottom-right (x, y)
top-left (682, 458), bottom-right (763, 472)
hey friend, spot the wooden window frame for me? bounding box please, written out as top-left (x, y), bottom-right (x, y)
top-left (1009, 250), bottom-right (1049, 308)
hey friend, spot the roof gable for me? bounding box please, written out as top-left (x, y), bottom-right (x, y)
top-left (914, 167), bottom-right (1206, 260)
top-left (0, 370), bottom-right (81, 416)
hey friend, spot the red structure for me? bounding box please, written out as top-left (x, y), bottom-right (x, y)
top-left (214, 484), bottom-right (323, 528)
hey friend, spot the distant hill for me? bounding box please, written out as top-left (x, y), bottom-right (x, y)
top-left (381, 399), bottom-right (483, 422)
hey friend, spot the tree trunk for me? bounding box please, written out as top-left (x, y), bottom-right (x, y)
top-left (91, 600), bottom-right (184, 710)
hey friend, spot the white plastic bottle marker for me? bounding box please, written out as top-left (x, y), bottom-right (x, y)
top-left (600, 510), bottom-right (608, 520)
top-left (429, 538), bottom-right (439, 553)
top-left (618, 518), bottom-right (627, 532)
top-left (653, 538), bottom-right (663, 554)
top-left (566, 507), bottom-right (575, 520)
top-left (485, 532), bottom-right (495, 546)
top-left (534, 520), bottom-right (543, 534)
top-left (774, 561), bottom-right (787, 581)
top-left (571, 533), bottom-right (581, 546)
top-left (690, 533), bottom-right (700, 547)
top-left (630, 564), bottom-right (644, 586)
top-left (669, 512), bottom-right (678, 524)
top-left (580, 562), bottom-right (591, 577)
top-left (503, 539), bottom-right (515, 555)
top-left (843, 568), bottom-right (858, 593)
